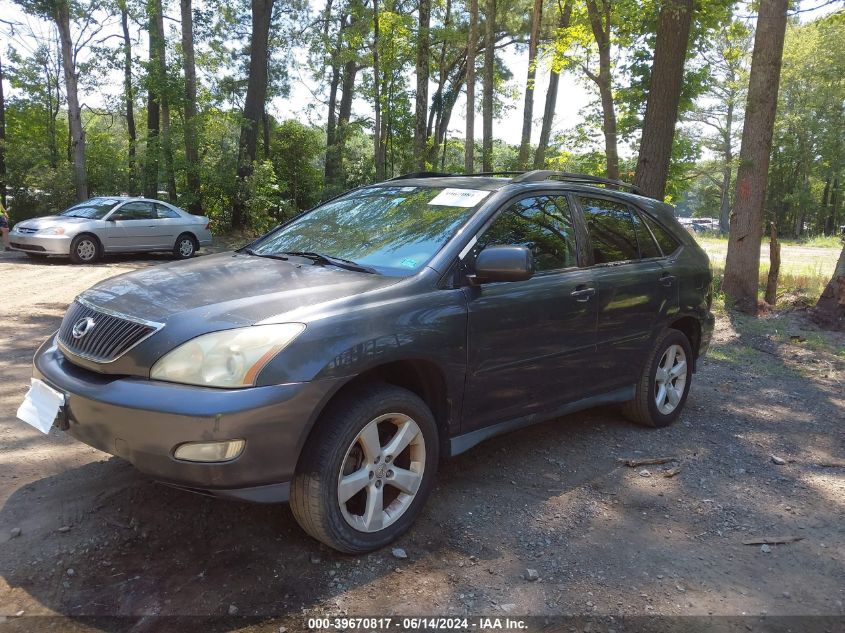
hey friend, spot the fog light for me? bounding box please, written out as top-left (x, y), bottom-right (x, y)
top-left (173, 439), bottom-right (245, 463)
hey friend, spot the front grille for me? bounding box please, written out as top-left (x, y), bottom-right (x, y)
top-left (11, 243), bottom-right (46, 251)
top-left (16, 227), bottom-right (38, 234)
top-left (58, 300), bottom-right (161, 363)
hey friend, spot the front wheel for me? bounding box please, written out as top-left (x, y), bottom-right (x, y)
top-left (290, 384), bottom-right (439, 553)
top-left (621, 329), bottom-right (693, 427)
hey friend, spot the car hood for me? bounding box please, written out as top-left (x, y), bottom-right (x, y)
top-left (78, 252), bottom-right (402, 327)
top-left (15, 215), bottom-right (91, 229)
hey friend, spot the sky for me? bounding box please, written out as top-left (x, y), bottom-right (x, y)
top-left (0, 0), bottom-right (840, 156)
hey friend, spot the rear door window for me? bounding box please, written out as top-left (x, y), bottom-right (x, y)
top-left (577, 197), bottom-right (639, 264)
top-left (156, 204), bottom-right (180, 219)
top-left (116, 201), bottom-right (156, 221)
top-left (641, 213), bottom-right (680, 256)
top-left (631, 210), bottom-right (662, 259)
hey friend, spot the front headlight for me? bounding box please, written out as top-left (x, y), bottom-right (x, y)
top-left (150, 323), bottom-right (305, 388)
top-left (38, 226), bottom-right (66, 235)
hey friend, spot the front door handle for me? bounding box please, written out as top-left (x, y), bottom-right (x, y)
top-left (571, 286), bottom-right (596, 302)
top-left (659, 274), bottom-right (676, 287)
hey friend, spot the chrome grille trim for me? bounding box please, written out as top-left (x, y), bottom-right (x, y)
top-left (57, 297), bottom-right (164, 364)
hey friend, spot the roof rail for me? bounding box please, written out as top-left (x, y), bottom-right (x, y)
top-left (512, 170), bottom-right (641, 195)
top-left (389, 170), bottom-right (526, 180)
top-left (389, 171), bottom-right (453, 180)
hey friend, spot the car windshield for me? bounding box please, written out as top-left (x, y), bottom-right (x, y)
top-left (250, 186), bottom-right (490, 275)
top-left (60, 198), bottom-right (122, 219)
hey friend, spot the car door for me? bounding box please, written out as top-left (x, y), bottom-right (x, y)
top-left (101, 201), bottom-right (161, 251)
top-left (154, 203), bottom-right (185, 248)
top-left (574, 195), bottom-right (678, 391)
top-left (461, 194), bottom-right (599, 432)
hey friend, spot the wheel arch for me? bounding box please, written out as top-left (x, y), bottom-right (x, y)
top-left (668, 315), bottom-right (701, 370)
top-left (295, 358), bottom-right (453, 470)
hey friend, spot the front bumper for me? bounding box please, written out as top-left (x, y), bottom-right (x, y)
top-left (33, 336), bottom-right (343, 502)
top-left (9, 233), bottom-right (72, 254)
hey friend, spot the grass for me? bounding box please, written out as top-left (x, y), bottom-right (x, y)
top-left (694, 234), bottom-right (840, 307)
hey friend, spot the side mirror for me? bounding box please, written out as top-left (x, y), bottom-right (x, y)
top-left (472, 245), bottom-right (535, 284)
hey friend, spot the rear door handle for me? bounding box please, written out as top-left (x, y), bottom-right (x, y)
top-left (571, 286), bottom-right (596, 302)
top-left (659, 274), bottom-right (676, 287)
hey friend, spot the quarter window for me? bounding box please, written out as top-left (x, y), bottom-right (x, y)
top-left (478, 196), bottom-right (577, 271)
top-left (578, 197), bottom-right (639, 264)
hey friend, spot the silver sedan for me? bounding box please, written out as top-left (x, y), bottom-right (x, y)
top-left (9, 197), bottom-right (213, 264)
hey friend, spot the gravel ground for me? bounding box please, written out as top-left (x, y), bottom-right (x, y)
top-left (0, 247), bottom-right (843, 632)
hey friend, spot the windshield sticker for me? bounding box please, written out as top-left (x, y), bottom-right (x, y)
top-left (428, 188), bottom-right (490, 208)
top-left (400, 258), bottom-right (418, 268)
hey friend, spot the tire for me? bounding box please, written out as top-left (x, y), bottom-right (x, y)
top-left (621, 328), bottom-right (693, 428)
top-left (290, 383), bottom-right (439, 553)
top-left (69, 234), bottom-right (100, 264)
top-left (173, 233), bottom-right (197, 259)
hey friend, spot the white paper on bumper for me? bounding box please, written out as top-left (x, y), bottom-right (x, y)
top-left (17, 378), bottom-right (66, 434)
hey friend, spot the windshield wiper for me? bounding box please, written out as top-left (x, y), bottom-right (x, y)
top-left (281, 251), bottom-right (378, 274)
top-left (242, 248), bottom-right (291, 262)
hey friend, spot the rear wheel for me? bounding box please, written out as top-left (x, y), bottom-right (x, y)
top-left (69, 234), bottom-right (99, 264)
top-left (621, 329), bottom-right (693, 427)
top-left (290, 384), bottom-right (439, 553)
top-left (173, 233), bottom-right (197, 259)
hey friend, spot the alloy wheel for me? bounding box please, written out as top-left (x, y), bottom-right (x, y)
top-left (76, 239), bottom-right (96, 262)
top-left (179, 239), bottom-right (194, 257)
top-left (336, 413), bottom-right (426, 533)
top-left (654, 344), bottom-right (687, 415)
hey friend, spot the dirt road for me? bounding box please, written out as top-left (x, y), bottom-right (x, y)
top-left (0, 248), bottom-right (843, 631)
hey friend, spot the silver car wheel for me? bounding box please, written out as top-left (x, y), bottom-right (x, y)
top-left (654, 344), bottom-right (687, 415)
top-left (337, 413), bottom-right (426, 533)
top-left (178, 238), bottom-right (194, 257)
top-left (76, 239), bottom-right (97, 262)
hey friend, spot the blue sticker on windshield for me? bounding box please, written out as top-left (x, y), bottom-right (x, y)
top-left (400, 258), bottom-right (417, 269)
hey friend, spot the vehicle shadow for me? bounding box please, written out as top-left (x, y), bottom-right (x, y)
top-left (1, 365), bottom-right (842, 628)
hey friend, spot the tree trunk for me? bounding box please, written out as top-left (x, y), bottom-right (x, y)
top-left (143, 0), bottom-right (162, 199)
top-left (764, 222), bottom-right (780, 306)
top-left (722, 0), bottom-right (788, 314)
top-left (534, 0), bottom-right (572, 169)
top-left (414, 0), bottom-right (431, 169)
top-left (373, 0), bottom-right (384, 179)
top-left (482, 0), bottom-right (495, 172)
top-left (55, 1), bottom-right (87, 201)
top-left (232, 0), bottom-right (275, 228)
top-left (585, 0), bottom-right (618, 180)
top-left (0, 52), bottom-right (6, 208)
top-left (153, 0), bottom-right (176, 203)
top-left (465, 0), bottom-right (477, 172)
top-left (517, 0), bottom-right (542, 169)
top-left (633, 0), bottom-right (693, 199)
top-left (119, 2), bottom-right (137, 196)
top-left (328, 59), bottom-right (357, 187)
top-left (180, 0), bottom-right (202, 212)
top-left (718, 100), bottom-right (734, 234)
top-left (427, 0), bottom-right (452, 166)
top-left (815, 242), bottom-right (845, 328)
top-left (324, 13), bottom-right (348, 188)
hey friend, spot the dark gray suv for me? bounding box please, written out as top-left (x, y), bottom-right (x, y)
top-left (22, 171), bottom-right (714, 553)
